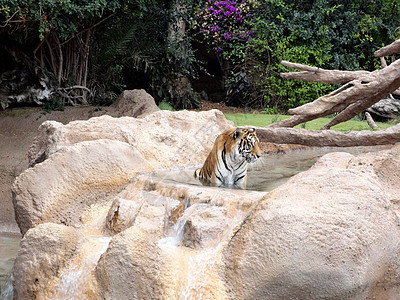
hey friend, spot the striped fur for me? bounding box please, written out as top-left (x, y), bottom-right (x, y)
top-left (194, 127), bottom-right (261, 189)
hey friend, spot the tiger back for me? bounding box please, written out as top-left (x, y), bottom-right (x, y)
top-left (194, 127), bottom-right (261, 189)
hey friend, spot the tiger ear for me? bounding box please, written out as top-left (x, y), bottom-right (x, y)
top-left (233, 128), bottom-right (241, 140)
top-left (249, 128), bottom-right (255, 133)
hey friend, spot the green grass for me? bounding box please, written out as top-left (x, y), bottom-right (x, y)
top-left (224, 113), bottom-right (396, 131)
top-left (158, 101), bottom-right (175, 111)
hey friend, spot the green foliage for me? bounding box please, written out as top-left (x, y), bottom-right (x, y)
top-left (246, 0), bottom-right (399, 111)
top-left (158, 100), bottom-right (175, 111)
top-left (41, 97), bottom-right (65, 113)
top-left (90, 0), bottom-right (201, 109)
top-left (0, 0), bottom-right (153, 41)
top-left (193, 0), bottom-right (400, 111)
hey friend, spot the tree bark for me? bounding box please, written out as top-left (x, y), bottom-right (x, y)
top-left (256, 123), bottom-right (400, 147)
top-left (273, 59), bottom-right (400, 129)
top-left (280, 60), bottom-right (373, 84)
top-left (374, 39), bottom-right (400, 58)
top-left (365, 112), bottom-right (379, 130)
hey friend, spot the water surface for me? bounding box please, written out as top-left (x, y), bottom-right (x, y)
top-left (151, 145), bottom-right (390, 192)
top-left (0, 235), bottom-right (21, 300)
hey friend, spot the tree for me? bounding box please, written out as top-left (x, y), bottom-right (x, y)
top-left (256, 39), bottom-right (400, 147)
top-left (0, 0), bottom-right (155, 105)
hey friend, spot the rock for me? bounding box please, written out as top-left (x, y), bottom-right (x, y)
top-left (223, 145), bottom-right (400, 299)
top-left (367, 95), bottom-right (400, 119)
top-left (180, 204), bottom-right (229, 249)
top-left (13, 139), bottom-right (152, 235)
top-left (27, 109), bottom-right (233, 168)
top-left (108, 89), bottom-right (160, 118)
top-left (96, 175), bottom-right (267, 299)
top-left (13, 106), bottom-right (400, 299)
top-left (13, 223), bottom-right (84, 300)
top-left (106, 197), bottom-right (142, 234)
top-left (96, 226), bottom-right (164, 300)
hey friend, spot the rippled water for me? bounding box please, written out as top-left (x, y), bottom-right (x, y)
top-left (0, 235), bottom-right (21, 300)
top-left (151, 145), bottom-right (390, 192)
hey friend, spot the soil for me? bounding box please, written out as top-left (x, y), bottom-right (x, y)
top-left (0, 106), bottom-right (107, 234)
top-left (0, 100), bottom-right (302, 235)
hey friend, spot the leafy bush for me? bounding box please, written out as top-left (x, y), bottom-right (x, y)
top-left (193, 0), bottom-right (400, 111)
top-left (90, 1), bottom-right (201, 109)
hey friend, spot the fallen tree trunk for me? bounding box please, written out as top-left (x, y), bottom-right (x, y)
top-left (271, 58), bottom-right (400, 129)
top-left (280, 61), bottom-right (373, 84)
top-left (256, 123), bottom-right (400, 147)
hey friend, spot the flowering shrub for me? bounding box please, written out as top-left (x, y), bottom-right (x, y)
top-left (195, 0), bottom-right (256, 56)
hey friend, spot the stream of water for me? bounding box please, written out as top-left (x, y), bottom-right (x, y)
top-left (0, 235), bottom-right (21, 300)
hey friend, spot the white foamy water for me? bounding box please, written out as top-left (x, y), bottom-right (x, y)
top-left (158, 204), bottom-right (245, 300)
top-left (46, 236), bottom-right (111, 300)
top-left (0, 272), bottom-right (13, 300)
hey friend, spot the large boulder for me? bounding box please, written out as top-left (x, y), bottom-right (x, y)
top-left (13, 109), bottom-right (232, 236)
top-left (108, 89), bottom-right (160, 117)
top-left (223, 146), bottom-right (400, 299)
top-left (12, 139), bottom-right (151, 235)
top-left (27, 109), bottom-right (232, 167)
top-left (11, 109), bottom-right (235, 299)
top-left (13, 223), bottom-right (83, 300)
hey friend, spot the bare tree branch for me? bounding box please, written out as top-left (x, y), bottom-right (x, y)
top-left (280, 60), bottom-right (373, 84)
top-left (273, 57), bottom-right (400, 129)
top-left (374, 39), bottom-right (400, 57)
top-left (256, 124), bottom-right (400, 147)
top-left (365, 112), bottom-right (379, 130)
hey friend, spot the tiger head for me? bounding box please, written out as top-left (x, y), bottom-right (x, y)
top-left (232, 127), bottom-right (262, 163)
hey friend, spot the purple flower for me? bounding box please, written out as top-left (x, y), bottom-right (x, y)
top-left (236, 16), bottom-right (242, 21)
top-left (213, 9), bottom-right (223, 15)
top-left (224, 32), bottom-right (232, 40)
top-left (247, 30), bottom-right (254, 35)
top-left (224, 11), bottom-right (231, 16)
top-left (208, 7), bottom-right (214, 11)
top-left (210, 26), bottom-right (220, 32)
top-left (216, 47), bottom-right (222, 52)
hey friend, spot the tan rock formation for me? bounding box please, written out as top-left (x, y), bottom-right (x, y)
top-left (13, 223), bottom-right (84, 300)
top-left (11, 108), bottom-right (400, 300)
top-left (108, 89), bottom-right (160, 118)
top-left (223, 144), bottom-right (400, 299)
top-left (27, 109), bottom-right (232, 167)
top-left (13, 139), bottom-right (151, 235)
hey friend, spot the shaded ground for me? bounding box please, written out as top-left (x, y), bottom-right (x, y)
top-left (0, 101), bottom-right (303, 234)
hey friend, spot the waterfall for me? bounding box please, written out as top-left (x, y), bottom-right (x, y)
top-left (44, 236), bottom-right (111, 300)
top-left (0, 272), bottom-right (13, 300)
top-left (157, 200), bottom-right (245, 300)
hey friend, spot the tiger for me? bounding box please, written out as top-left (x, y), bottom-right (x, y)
top-left (194, 127), bottom-right (262, 189)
